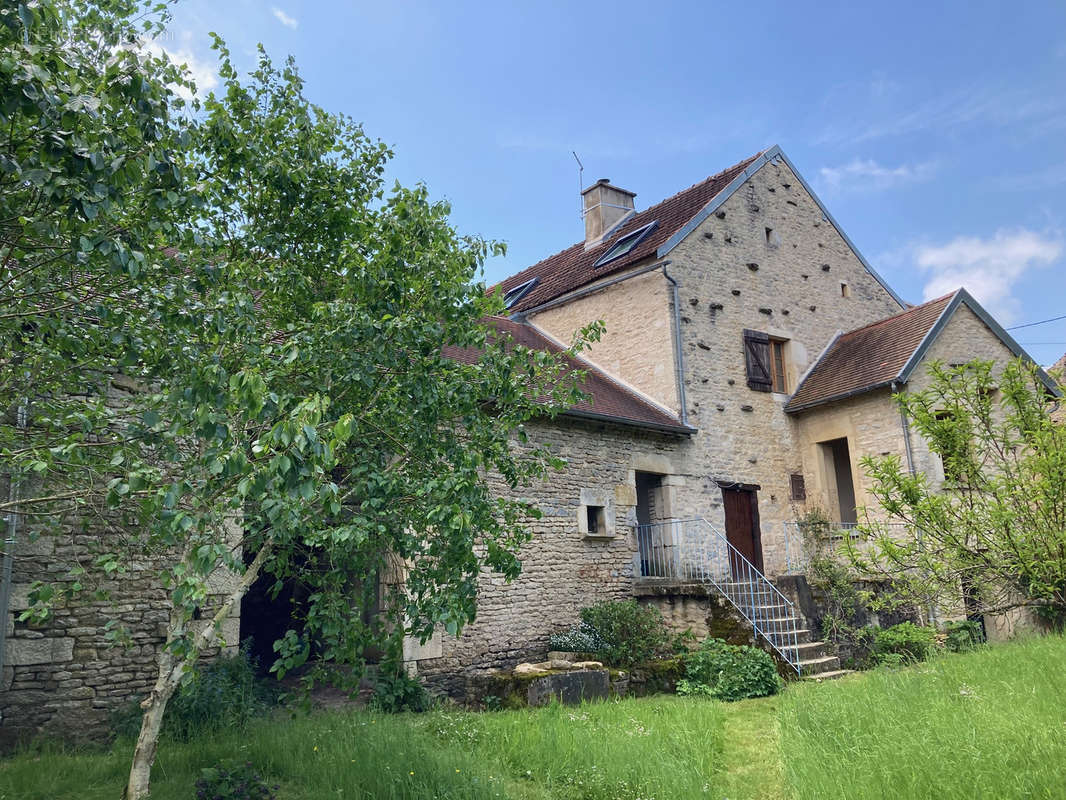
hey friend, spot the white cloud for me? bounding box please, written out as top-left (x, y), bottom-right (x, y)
top-left (140, 39), bottom-right (218, 101)
top-left (272, 8), bottom-right (299, 29)
top-left (915, 229), bottom-right (1062, 322)
top-left (818, 158), bottom-right (935, 191)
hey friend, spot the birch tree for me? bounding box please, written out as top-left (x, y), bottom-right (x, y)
top-left (2, 5), bottom-right (597, 797)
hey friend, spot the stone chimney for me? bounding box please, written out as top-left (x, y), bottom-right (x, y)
top-left (581, 178), bottom-right (635, 248)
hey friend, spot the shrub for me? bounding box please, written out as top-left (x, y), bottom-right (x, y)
top-left (873, 621), bottom-right (938, 665)
top-left (547, 621), bottom-right (607, 654)
top-left (679, 638), bottom-right (782, 701)
top-left (371, 665), bottom-right (431, 713)
top-left (195, 760), bottom-right (277, 800)
top-left (580, 600), bottom-right (673, 667)
top-left (111, 646), bottom-right (277, 740)
top-left (944, 619), bottom-right (985, 653)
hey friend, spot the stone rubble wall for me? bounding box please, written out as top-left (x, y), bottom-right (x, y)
top-left (416, 416), bottom-right (688, 696)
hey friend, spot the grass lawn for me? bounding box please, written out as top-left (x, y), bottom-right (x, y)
top-left (3, 635), bottom-right (1065, 799)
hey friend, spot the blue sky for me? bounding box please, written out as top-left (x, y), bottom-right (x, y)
top-left (160, 0), bottom-right (1066, 366)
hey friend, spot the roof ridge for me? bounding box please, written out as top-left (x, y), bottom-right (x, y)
top-left (491, 149), bottom-right (766, 294)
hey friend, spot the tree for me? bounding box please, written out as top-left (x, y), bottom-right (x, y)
top-left (2, 5), bottom-right (598, 798)
top-left (852, 358), bottom-right (1066, 623)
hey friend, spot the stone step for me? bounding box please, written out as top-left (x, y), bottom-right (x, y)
top-left (780, 640), bottom-right (831, 661)
top-left (797, 654), bottom-right (841, 676)
top-left (801, 668), bottom-right (854, 681)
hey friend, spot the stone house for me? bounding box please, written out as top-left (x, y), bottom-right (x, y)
top-left (1, 145), bottom-right (1059, 738)
top-left (408, 145), bottom-right (1059, 691)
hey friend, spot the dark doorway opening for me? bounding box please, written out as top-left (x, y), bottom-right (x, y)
top-left (239, 551), bottom-right (383, 678)
top-left (635, 472), bottom-right (664, 577)
top-left (239, 557), bottom-right (310, 677)
top-left (819, 437), bottom-right (857, 524)
top-left (720, 484), bottom-right (764, 576)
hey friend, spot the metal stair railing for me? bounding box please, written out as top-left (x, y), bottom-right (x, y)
top-left (634, 517), bottom-right (802, 675)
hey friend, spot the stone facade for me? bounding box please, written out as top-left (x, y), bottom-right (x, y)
top-left (417, 416), bottom-right (687, 694)
top-left (527, 156), bottom-right (903, 575)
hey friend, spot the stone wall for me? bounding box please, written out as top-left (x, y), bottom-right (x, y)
top-left (415, 416), bottom-right (688, 695)
top-left (529, 268), bottom-right (679, 414)
top-left (1, 381), bottom-right (239, 748)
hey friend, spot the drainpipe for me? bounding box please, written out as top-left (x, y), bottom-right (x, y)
top-left (892, 381), bottom-right (936, 626)
top-left (0, 402), bottom-right (27, 681)
top-left (662, 263), bottom-right (689, 427)
top-left (892, 381), bottom-right (916, 476)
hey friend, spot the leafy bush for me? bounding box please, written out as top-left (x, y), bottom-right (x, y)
top-left (873, 622), bottom-right (938, 665)
top-left (558, 600), bottom-right (674, 667)
top-left (547, 621), bottom-right (607, 654)
top-left (943, 619), bottom-right (985, 653)
top-left (195, 760), bottom-right (277, 800)
top-left (371, 665), bottom-right (431, 713)
top-left (679, 638), bottom-right (782, 701)
top-left (111, 646), bottom-right (277, 740)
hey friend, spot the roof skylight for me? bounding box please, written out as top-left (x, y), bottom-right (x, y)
top-left (503, 277), bottom-right (539, 309)
top-left (593, 221), bottom-right (659, 268)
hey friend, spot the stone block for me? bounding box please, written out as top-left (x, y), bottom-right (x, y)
top-left (527, 669), bottom-right (609, 707)
top-left (6, 637), bottom-right (74, 666)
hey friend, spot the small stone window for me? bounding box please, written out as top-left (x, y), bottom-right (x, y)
top-left (578, 488), bottom-right (614, 538)
top-left (789, 473), bottom-right (806, 502)
top-left (840, 282), bottom-right (851, 298)
top-left (586, 505), bottom-right (606, 535)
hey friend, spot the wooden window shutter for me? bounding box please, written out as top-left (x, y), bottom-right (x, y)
top-left (743, 329), bottom-right (772, 392)
top-left (790, 473), bottom-right (806, 502)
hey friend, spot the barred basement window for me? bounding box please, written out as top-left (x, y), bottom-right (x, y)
top-left (789, 473), bottom-right (806, 502)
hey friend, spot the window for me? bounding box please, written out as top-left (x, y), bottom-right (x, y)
top-left (770, 338), bottom-right (788, 392)
top-left (742, 330), bottom-right (788, 393)
top-left (593, 221), bottom-right (659, 268)
top-left (840, 282), bottom-right (851, 298)
top-left (502, 277), bottom-right (539, 310)
top-left (586, 505), bottom-right (606, 535)
top-left (789, 473), bottom-right (806, 502)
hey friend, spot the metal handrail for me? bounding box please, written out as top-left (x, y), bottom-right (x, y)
top-left (782, 520), bottom-right (910, 573)
top-left (634, 518), bottom-right (802, 675)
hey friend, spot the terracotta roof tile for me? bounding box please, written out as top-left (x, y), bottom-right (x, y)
top-left (494, 151), bottom-right (765, 312)
top-left (785, 292), bottom-right (957, 412)
top-left (443, 317), bottom-right (692, 433)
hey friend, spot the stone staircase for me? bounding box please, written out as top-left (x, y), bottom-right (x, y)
top-left (720, 581), bottom-right (850, 680)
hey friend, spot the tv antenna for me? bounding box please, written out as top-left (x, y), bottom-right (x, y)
top-left (572, 151), bottom-right (584, 220)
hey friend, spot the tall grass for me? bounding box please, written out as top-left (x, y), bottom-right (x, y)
top-left (418, 696), bottom-right (725, 799)
top-left (779, 635), bottom-right (1066, 800)
top-left (0, 697), bottom-right (724, 800)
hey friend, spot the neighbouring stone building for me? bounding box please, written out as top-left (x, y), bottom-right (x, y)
top-left (2, 145), bottom-right (1060, 739)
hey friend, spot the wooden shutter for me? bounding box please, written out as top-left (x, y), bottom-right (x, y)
top-left (743, 329), bottom-right (772, 392)
top-left (790, 473), bottom-right (806, 502)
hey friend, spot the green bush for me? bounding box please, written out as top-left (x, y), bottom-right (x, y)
top-left (679, 638), bottom-right (782, 701)
top-left (371, 665), bottom-right (431, 713)
top-left (111, 646), bottom-right (277, 741)
top-left (873, 621), bottom-right (938, 665)
top-left (577, 599), bottom-right (673, 667)
top-left (547, 621), bottom-right (607, 654)
top-left (195, 760), bottom-right (277, 800)
top-left (943, 619), bottom-right (985, 652)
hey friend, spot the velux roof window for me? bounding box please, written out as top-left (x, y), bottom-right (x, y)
top-left (503, 277), bottom-right (539, 309)
top-left (593, 221), bottom-right (659, 268)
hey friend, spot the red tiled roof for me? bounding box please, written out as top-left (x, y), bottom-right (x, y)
top-left (785, 292), bottom-right (957, 412)
top-left (494, 151), bottom-right (765, 312)
top-left (443, 317), bottom-right (692, 434)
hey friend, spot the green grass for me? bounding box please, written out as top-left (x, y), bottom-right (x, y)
top-left (779, 635), bottom-right (1066, 800)
top-left (3, 636), bottom-right (1066, 800)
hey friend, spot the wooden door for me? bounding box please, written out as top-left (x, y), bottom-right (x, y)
top-left (721, 486), bottom-right (764, 576)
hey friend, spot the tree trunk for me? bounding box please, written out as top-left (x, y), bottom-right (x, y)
top-left (121, 538), bottom-right (273, 799)
top-left (123, 658), bottom-right (181, 799)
